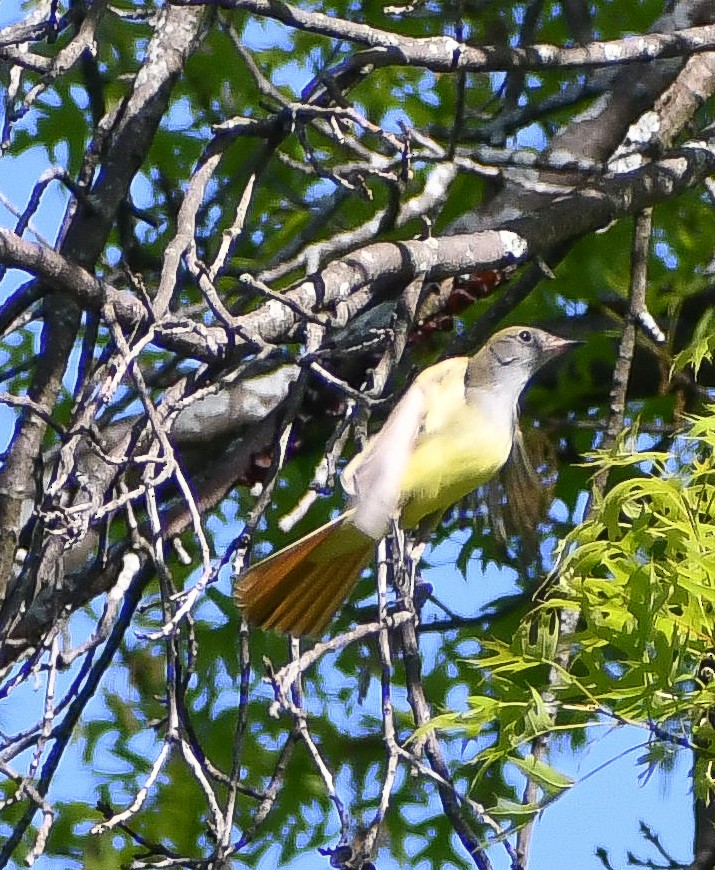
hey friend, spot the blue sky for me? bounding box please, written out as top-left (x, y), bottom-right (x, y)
top-left (0, 3), bottom-right (699, 868)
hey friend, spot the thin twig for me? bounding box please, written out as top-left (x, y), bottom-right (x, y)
top-left (360, 539), bottom-right (400, 862)
top-left (0, 567), bottom-right (147, 862)
top-left (518, 209), bottom-right (654, 868)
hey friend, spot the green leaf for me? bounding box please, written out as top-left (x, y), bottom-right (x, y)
top-left (510, 753), bottom-right (574, 797)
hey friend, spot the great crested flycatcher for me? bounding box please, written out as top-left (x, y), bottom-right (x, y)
top-left (235, 326), bottom-right (578, 636)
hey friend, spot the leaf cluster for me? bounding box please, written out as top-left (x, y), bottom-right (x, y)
top-left (430, 409), bottom-right (715, 834)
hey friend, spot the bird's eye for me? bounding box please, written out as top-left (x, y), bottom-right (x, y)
top-left (519, 330), bottom-right (532, 343)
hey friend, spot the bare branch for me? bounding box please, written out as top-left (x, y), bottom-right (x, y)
top-left (173, 2), bottom-right (715, 73)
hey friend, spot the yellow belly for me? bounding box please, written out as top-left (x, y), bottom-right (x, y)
top-left (399, 401), bottom-right (513, 528)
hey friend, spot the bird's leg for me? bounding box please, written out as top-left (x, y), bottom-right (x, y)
top-left (389, 519), bottom-right (406, 599)
top-left (389, 520), bottom-right (410, 609)
top-left (406, 539), bottom-right (431, 622)
top-left (390, 522), bottom-right (425, 615)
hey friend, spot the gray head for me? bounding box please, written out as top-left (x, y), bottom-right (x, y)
top-left (466, 326), bottom-right (579, 399)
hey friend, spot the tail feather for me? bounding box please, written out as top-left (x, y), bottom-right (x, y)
top-left (269, 544), bottom-right (372, 636)
top-left (235, 511), bottom-right (373, 636)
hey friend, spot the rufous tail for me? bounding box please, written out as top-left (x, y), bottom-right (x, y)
top-left (234, 511), bottom-right (373, 636)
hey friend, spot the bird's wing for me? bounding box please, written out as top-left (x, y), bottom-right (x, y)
top-left (342, 359), bottom-right (470, 539)
top-left (496, 423), bottom-right (549, 547)
top-left (342, 379), bottom-right (428, 539)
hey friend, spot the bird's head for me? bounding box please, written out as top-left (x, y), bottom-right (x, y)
top-left (468, 326), bottom-right (580, 398)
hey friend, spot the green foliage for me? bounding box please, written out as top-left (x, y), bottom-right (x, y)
top-left (672, 307), bottom-right (715, 377)
top-left (429, 410), bottom-right (715, 836)
top-left (5, 0), bottom-right (715, 867)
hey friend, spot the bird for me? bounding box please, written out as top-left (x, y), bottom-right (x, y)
top-left (235, 326), bottom-right (579, 636)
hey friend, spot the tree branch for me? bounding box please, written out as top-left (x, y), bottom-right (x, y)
top-left (173, 1), bottom-right (715, 73)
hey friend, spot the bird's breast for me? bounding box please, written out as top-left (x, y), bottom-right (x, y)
top-left (398, 394), bottom-right (514, 529)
